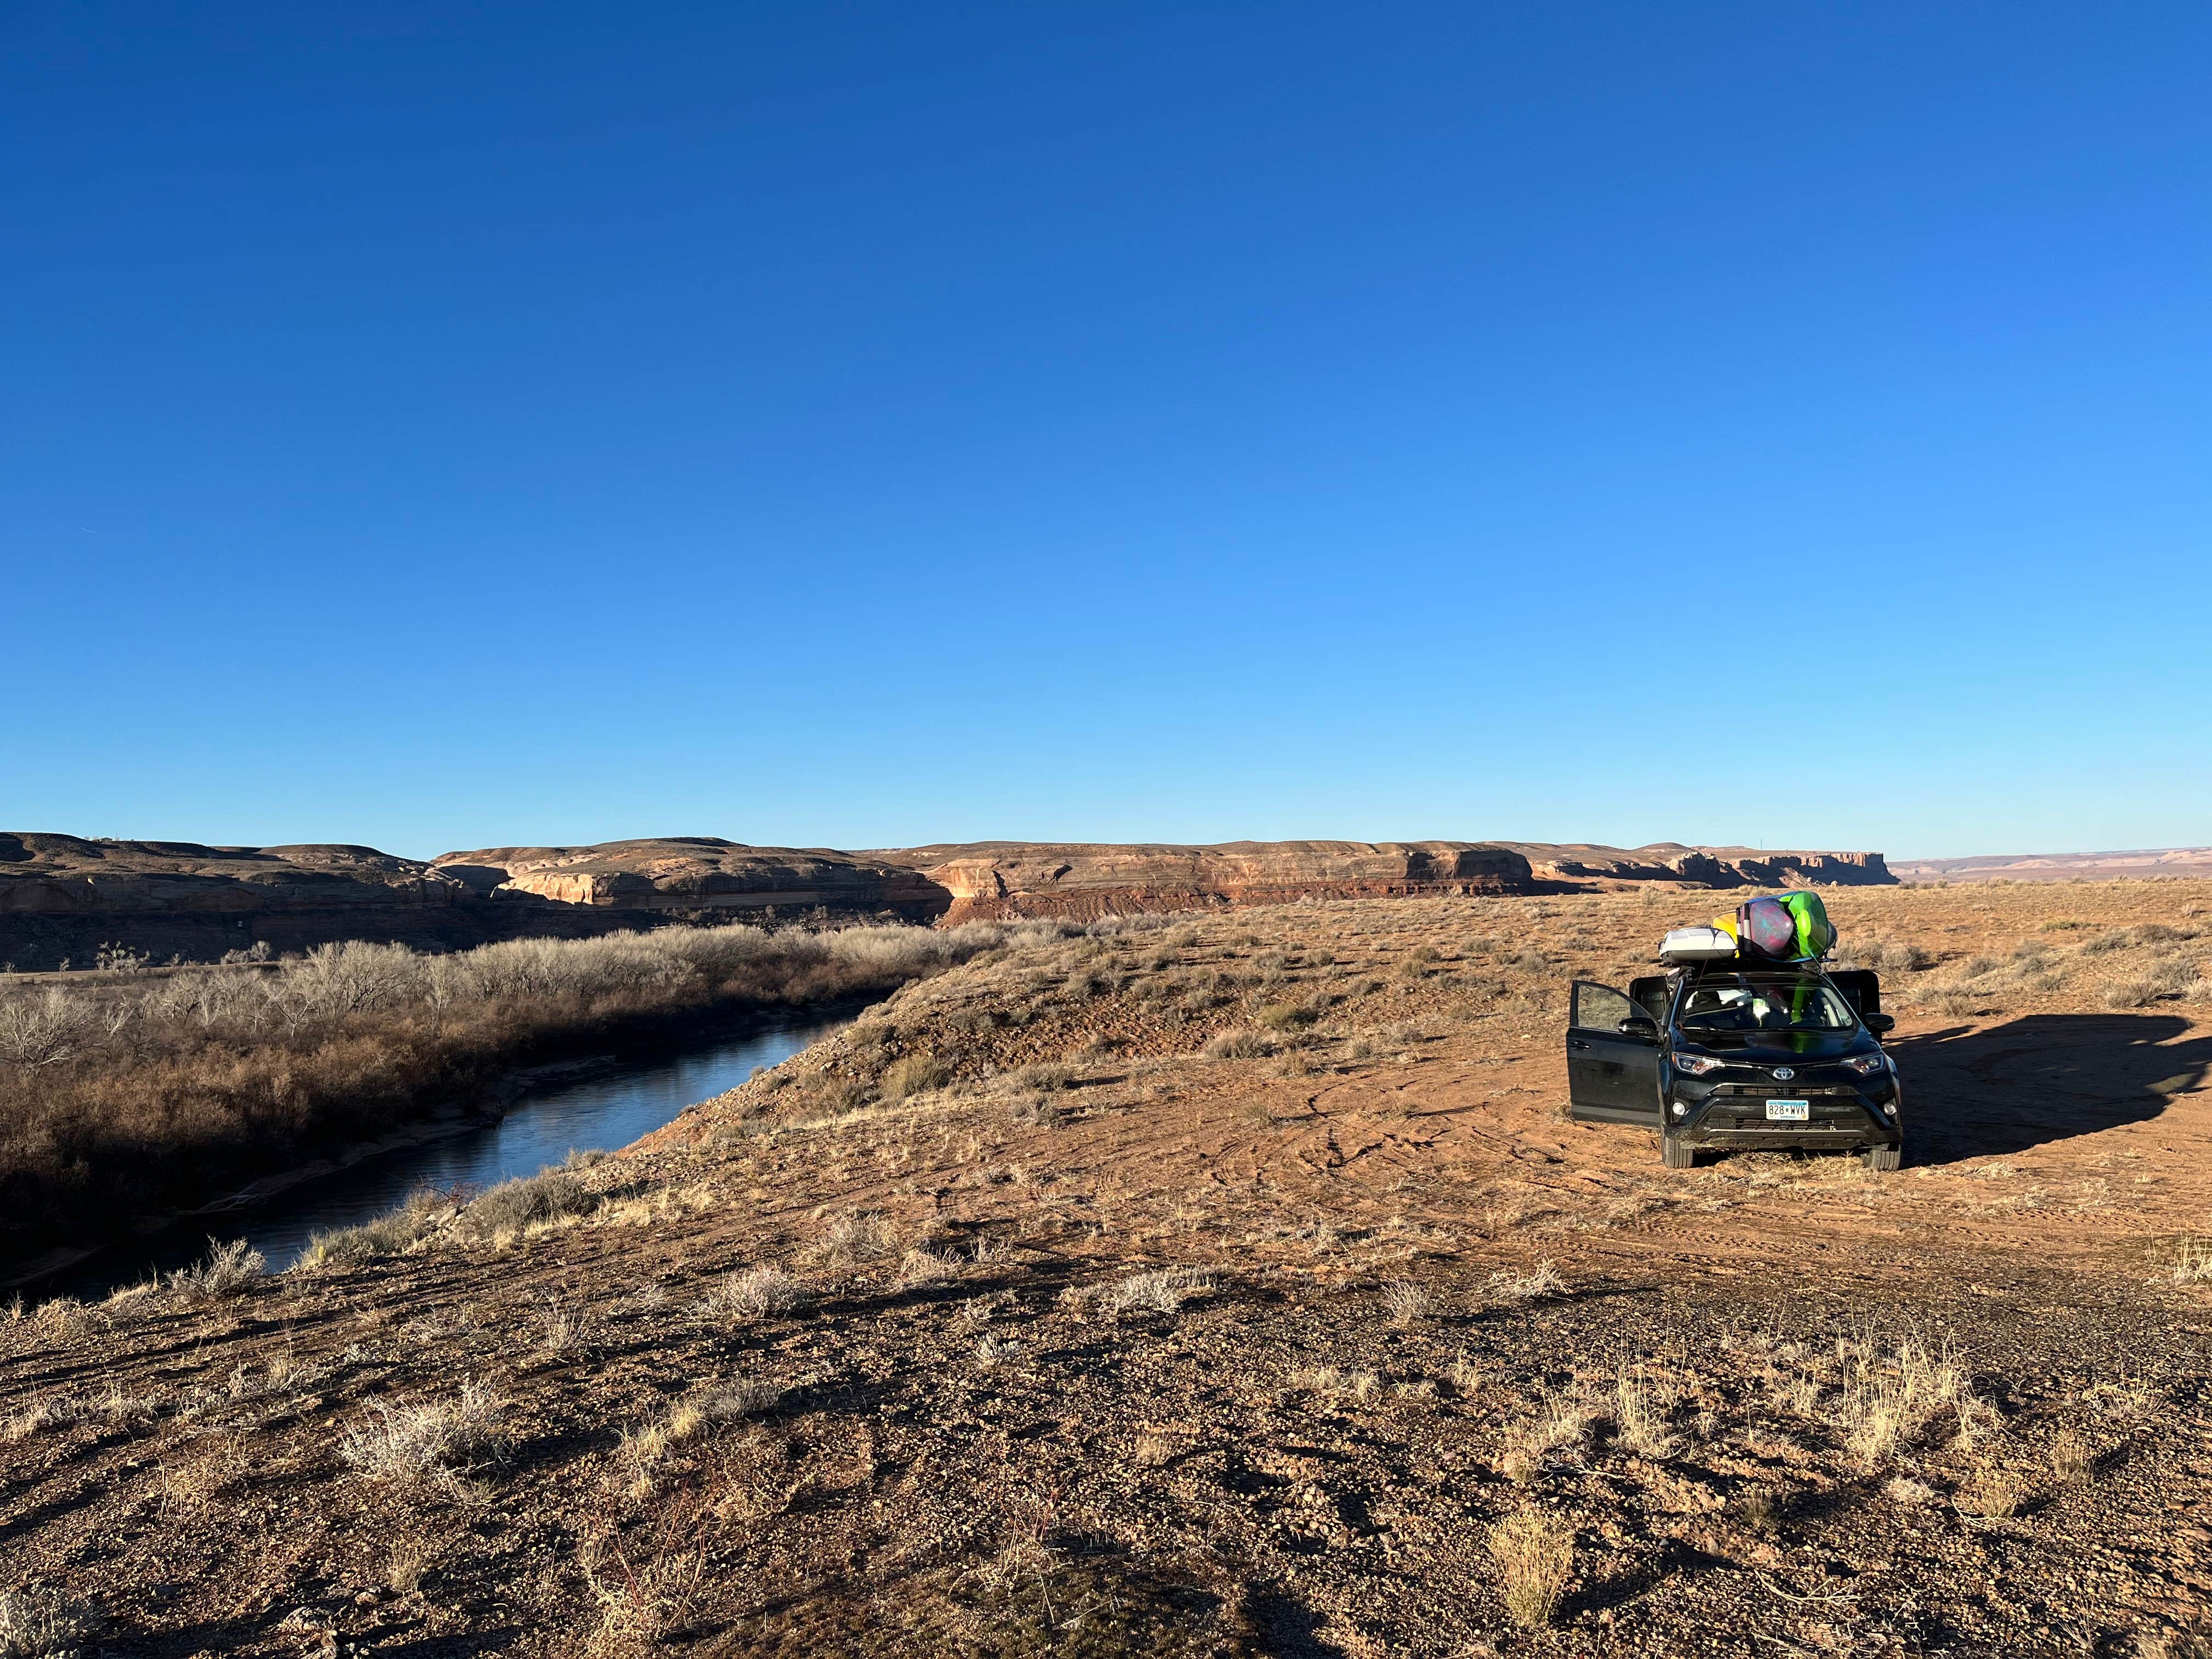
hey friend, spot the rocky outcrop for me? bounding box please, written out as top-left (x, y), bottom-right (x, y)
top-left (868, 841), bottom-right (1534, 923)
top-left (1891, 847), bottom-right (2212, 884)
top-left (0, 834), bottom-right (466, 916)
top-left (0, 828), bottom-right (1897, 968)
top-left (0, 834), bottom-right (499, 970)
top-left (1500, 843), bottom-right (1893, 889)
top-left (430, 838), bottom-right (950, 921)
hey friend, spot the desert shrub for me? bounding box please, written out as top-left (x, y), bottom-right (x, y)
top-left (1101, 1266), bottom-right (1215, 1315)
top-left (169, 1238), bottom-right (266, 1300)
top-left (2103, 979), bottom-right (2159, 1009)
top-left (1856, 938), bottom-right (1931, 972)
top-left (702, 1265), bottom-right (808, 1322)
top-left (1254, 1002), bottom-right (1318, 1031)
top-left (297, 1188), bottom-right (455, 1270)
top-left (341, 1380), bottom-right (505, 1487)
top-left (1203, 1029), bottom-right (1272, 1060)
top-left (2081, 929), bottom-right (2134, 954)
top-left (466, 1169), bottom-right (592, 1235)
top-left (879, 1054), bottom-right (951, 1099)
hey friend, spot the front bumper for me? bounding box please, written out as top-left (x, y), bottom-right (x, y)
top-left (1667, 1073), bottom-right (1902, 1151)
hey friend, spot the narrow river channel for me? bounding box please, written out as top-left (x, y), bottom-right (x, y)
top-left (56, 1013), bottom-right (844, 1300)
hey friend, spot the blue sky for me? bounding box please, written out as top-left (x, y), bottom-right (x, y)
top-left (5, 3), bottom-right (2206, 861)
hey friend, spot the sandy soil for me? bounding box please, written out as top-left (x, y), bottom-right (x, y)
top-left (3, 881), bottom-right (2209, 1657)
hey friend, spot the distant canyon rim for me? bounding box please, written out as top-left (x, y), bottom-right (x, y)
top-left (0, 833), bottom-right (1898, 972)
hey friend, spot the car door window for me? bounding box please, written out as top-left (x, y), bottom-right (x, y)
top-left (1570, 983), bottom-right (1637, 1032)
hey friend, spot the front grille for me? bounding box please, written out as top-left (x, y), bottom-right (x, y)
top-left (1712, 1084), bottom-right (1856, 1097)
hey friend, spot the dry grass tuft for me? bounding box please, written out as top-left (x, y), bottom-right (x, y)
top-left (1380, 1280), bottom-right (1431, 1327)
top-left (1613, 1363), bottom-right (1678, 1458)
top-left (701, 1265), bottom-right (809, 1323)
top-left (1132, 1431), bottom-right (1178, 1468)
top-left (340, 1380), bottom-right (505, 1489)
top-left (168, 1237), bottom-right (265, 1300)
top-left (1955, 1463), bottom-right (2028, 1519)
top-left (1486, 1504), bottom-right (1573, 1628)
top-left (2169, 1238), bottom-right (2212, 1284)
top-left (298, 1187), bottom-right (455, 1269)
top-left (1836, 1333), bottom-right (1977, 1469)
top-left (1481, 1261), bottom-right (1566, 1306)
top-left (1101, 1265), bottom-right (1216, 1315)
top-left (2048, 1426), bottom-right (2092, 1484)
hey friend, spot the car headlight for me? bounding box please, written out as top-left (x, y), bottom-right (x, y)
top-left (1671, 1052), bottom-right (1724, 1076)
top-left (1843, 1053), bottom-right (1889, 1076)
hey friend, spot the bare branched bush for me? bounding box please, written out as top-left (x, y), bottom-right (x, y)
top-left (0, 988), bottom-right (90, 1069)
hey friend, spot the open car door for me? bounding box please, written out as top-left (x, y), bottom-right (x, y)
top-left (1566, 981), bottom-right (1663, 1125)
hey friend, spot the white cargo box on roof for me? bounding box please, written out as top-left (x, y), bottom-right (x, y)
top-left (1659, 926), bottom-right (1737, 964)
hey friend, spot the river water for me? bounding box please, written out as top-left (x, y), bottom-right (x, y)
top-left (55, 1014), bottom-right (843, 1300)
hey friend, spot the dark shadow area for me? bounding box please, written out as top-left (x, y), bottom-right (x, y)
top-left (1238, 1587), bottom-right (1350, 1659)
top-left (1887, 1013), bottom-right (2210, 1165)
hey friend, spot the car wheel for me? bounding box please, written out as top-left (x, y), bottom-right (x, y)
top-left (1863, 1144), bottom-right (1902, 1172)
top-left (1661, 1135), bottom-right (1699, 1170)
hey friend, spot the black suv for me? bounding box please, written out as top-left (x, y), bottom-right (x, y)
top-left (1565, 964), bottom-right (1901, 1170)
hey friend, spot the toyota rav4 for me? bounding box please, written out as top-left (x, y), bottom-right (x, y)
top-left (1565, 963), bottom-right (1901, 1170)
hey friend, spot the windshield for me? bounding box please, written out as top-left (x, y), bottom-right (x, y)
top-left (1677, 976), bottom-right (1858, 1032)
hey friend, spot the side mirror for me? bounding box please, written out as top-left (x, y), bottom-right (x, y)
top-left (1617, 1015), bottom-right (1658, 1042)
top-left (1864, 1012), bottom-right (1895, 1035)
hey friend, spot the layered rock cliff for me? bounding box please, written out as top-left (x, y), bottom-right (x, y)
top-left (867, 840), bottom-right (1536, 923)
top-left (0, 830), bottom-right (1896, 968)
top-left (1499, 842), bottom-right (1894, 889)
top-left (430, 838), bottom-right (949, 920)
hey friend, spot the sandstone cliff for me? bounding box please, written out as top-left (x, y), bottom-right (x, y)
top-left (866, 840), bottom-right (1535, 923)
top-left (430, 838), bottom-right (949, 921)
top-left (0, 829), bottom-right (1897, 969)
top-left (1499, 842), bottom-right (1894, 889)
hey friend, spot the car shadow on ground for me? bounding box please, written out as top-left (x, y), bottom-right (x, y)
top-left (1888, 1012), bottom-right (2210, 1165)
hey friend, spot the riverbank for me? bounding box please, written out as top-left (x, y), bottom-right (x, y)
top-left (0, 920), bottom-right (1014, 1273)
top-left (18, 1008), bottom-right (850, 1300)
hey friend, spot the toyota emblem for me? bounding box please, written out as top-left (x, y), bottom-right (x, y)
top-left (1773, 1066), bottom-right (1796, 1081)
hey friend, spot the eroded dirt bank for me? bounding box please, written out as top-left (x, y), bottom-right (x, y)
top-left (3, 882), bottom-right (2209, 1656)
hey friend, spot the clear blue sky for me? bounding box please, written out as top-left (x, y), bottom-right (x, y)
top-left (7, 4), bottom-right (2206, 861)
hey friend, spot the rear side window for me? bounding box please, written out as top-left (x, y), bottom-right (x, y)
top-left (1571, 983), bottom-right (1637, 1032)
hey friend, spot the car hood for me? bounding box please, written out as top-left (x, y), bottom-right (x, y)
top-left (1673, 1029), bottom-right (1874, 1060)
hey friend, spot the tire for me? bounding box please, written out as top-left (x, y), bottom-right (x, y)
top-left (1863, 1144), bottom-right (1902, 1172)
top-left (1661, 1135), bottom-right (1699, 1170)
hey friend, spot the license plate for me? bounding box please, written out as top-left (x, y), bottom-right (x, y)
top-left (1765, 1099), bottom-right (1810, 1121)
